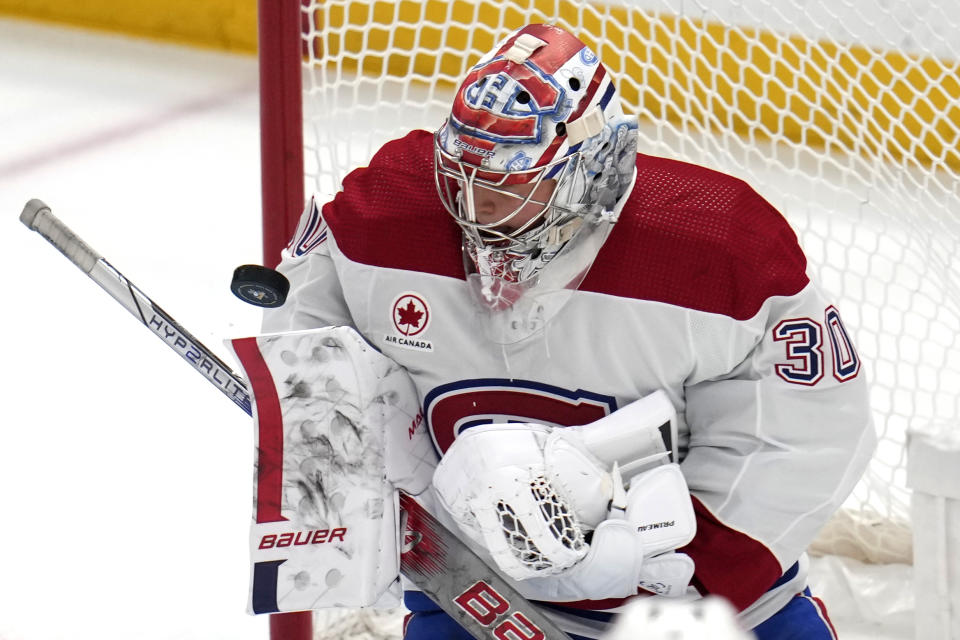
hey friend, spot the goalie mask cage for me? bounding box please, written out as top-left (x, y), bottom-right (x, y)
top-left (258, 0), bottom-right (960, 637)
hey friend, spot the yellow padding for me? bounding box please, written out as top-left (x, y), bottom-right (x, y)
top-left (308, 0), bottom-right (959, 171)
top-left (3, 0), bottom-right (956, 170)
top-left (0, 0), bottom-right (257, 52)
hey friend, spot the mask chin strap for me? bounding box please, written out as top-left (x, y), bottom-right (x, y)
top-left (546, 217), bottom-right (584, 246)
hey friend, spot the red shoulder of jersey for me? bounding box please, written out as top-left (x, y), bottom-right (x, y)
top-left (320, 130), bottom-right (466, 278)
top-left (581, 153), bottom-right (809, 320)
top-left (321, 132), bottom-right (808, 321)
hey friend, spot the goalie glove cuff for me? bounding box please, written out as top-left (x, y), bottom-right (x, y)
top-left (636, 551), bottom-right (696, 598)
top-left (518, 518), bottom-right (647, 601)
top-left (625, 463), bottom-right (697, 556)
top-left (513, 524), bottom-right (697, 602)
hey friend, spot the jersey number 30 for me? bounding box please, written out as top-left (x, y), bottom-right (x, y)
top-left (773, 306), bottom-right (860, 385)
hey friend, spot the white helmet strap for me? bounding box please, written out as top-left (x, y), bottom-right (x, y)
top-left (504, 34), bottom-right (548, 63)
top-left (566, 106), bottom-right (606, 145)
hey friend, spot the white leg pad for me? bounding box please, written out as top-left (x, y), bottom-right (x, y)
top-left (228, 326), bottom-right (438, 613)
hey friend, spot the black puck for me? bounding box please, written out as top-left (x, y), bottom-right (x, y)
top-left (231, 264), bottom-right (290, 308)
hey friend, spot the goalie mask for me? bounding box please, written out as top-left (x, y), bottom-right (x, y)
top-left (434, 24), bottom-right (638, 339)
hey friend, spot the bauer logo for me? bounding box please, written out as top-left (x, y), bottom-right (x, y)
top-left (258, 527), bottom-right (347, 549)
top-left (386, 292), bottom-right (434, 352)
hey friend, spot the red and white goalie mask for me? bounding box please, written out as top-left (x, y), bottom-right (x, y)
top-left (434, 24), bottom-right (639, 338)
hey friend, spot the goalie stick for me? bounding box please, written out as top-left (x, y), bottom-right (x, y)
top-left (19, 198), bottom-right (572, 640)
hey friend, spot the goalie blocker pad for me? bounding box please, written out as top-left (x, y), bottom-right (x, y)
top-left (228, 326), bottom-right (438, 614)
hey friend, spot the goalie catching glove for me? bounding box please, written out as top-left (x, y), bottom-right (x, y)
top-left (433, 421), bottom-right (697, 601)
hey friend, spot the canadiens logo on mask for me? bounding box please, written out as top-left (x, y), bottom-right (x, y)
top-left (450, 59), bottom-right (566, 146)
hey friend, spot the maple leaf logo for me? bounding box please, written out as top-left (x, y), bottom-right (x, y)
top-left (397, 301), bottom-right (423, 331)
top-left (392, 294), bottom-right (430, 336)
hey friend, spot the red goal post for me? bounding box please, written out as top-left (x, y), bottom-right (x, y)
top-left (259, 0), bottom-right (305, 270)
top-left (259, 0), bottom-right (960, 638)
top-left (257, 5), bottom-right (309, 640)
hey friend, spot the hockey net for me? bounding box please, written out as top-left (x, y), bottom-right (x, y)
top-left (283, 0), bottom-right (959, 635)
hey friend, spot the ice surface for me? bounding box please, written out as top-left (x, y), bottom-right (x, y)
top-left (1, 17), bottom-right (266, 640)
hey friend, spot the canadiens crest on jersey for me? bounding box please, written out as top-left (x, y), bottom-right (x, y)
top-left (385, 292), bottom-right (434, 352)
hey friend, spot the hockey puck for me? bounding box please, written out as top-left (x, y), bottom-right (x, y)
top-left (230, 264), bottom-right (290, 308)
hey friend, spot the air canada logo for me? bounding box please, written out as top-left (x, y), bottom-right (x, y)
top-left (393, 293), bottom-right (429, 336)
top-left (386, 292), bottom-right (434, 353)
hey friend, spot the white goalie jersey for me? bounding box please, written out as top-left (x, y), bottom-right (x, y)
top-left (262, 130), bottom-right (876, 635)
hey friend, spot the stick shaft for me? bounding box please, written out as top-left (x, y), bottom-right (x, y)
top-left (20, 199), bottom-right (251, 414)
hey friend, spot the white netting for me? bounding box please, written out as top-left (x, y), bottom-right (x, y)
top-left (299, 0), bottom-right (960, 569)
